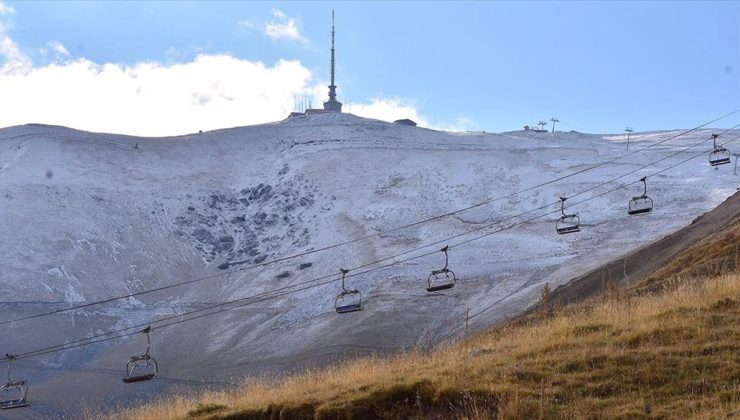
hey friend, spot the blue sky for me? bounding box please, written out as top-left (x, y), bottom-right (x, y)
top-left (0, 1), bottom-right (739, 135)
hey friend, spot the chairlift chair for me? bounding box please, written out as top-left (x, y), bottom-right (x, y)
top-left (426, 246), bottom-right (456, 292)
top-left (627, 177), bottom-right (654, 215)
top-left (0, 354), bottom-right (29, 410)
top-left (122, 327), bottom-right (158, 384)
top-left (555, 196), bottom-right (581, 234)
top-left (334, 269), bottom-right (363, 314)
top-left (709, 134), bottom-right (731, 166)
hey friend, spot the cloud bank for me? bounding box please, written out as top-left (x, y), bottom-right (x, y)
top-left (346, 98), bottom-right (429, 127)
top-left (0, 3), bottom-right (464, 136)
top-left (0, 54), bottom-right (313, 136)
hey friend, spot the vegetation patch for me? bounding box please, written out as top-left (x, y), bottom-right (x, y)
top-left (111, 269), bottom-right (740, 419)
top-left (187, 403), bottom-right (227, 418)
top-left (571, 322), bottom-right (611, 336)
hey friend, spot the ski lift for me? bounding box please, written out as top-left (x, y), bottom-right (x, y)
top-left (122, 326), bottom-right (158, 384)
top-left (426, 245), bottom-right (456, 292)
top-left (628, 177), bottom-right (653, 215)
top-left (334, 268), bottom-right (363, 314)
top-left (0, 354), bottom-right (29, 410)
top-left (709, 134), bottom-right (731, 166)
top-left (556, 196), bottom-right (580, 234)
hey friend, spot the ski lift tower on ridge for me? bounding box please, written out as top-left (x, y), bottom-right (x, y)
top-left (532, 121), bottom-right (548, 132)
top-left (550, 117), bottom-right (559, 133)
top-left (625, 127), bottom-right (634, 150)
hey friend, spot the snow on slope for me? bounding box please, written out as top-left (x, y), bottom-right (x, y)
top-left (0, 113), bottom-right (737, 415)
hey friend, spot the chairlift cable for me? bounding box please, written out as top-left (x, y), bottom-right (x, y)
top-left (5, 133), bottom-right (738, 364)
top-left (2, 114), bottom-right (738, 327)
top-left (4, 131), bottom-right (740, 356)
top-left (455, 133), bottom-right (740, 326)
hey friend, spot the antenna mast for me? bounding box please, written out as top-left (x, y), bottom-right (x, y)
top-left (323, 10), bottom-right (342, 112)
top-left (330, 10), bottom-right (336, 91)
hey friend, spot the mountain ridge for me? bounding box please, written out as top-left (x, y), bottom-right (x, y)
top-left (0, 113), bottom-right (737, 416)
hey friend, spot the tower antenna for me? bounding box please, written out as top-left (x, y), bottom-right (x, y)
top-left (323, 10), bottom-right (342, 112)
top-left (331, 10), bottom-right (335, 90)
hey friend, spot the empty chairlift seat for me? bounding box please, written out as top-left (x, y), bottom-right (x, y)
top-left (0, 354), bottom-right (29, 410)
top-left (627, 177), bottom-right (654, 215)
top-left (555, 196), bottom-right (581, 234)
top-left (334, 269), bottom-right (363, 314)
top-left (426, 245), bottom-right (456, 292)
top-left (709, 134), bottom-right (732, 166)
top-left (122, 327), bottom-right (159, 384)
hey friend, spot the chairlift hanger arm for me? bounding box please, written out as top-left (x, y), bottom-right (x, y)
top-left (143, 327), bottom-right (151, 356)
top-left (440, 246), bottom-right (449, 271)
top-left (559, 196), bottom-right (568, 217)
top-left (4, 355), bottom-right (11, 384)
top-left (339, 268), bottom-right (350, 292)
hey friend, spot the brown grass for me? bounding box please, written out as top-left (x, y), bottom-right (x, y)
top-left (109, 271), bottom-right (740, 420)
top-left (637, 223), bottom-right (740, 293)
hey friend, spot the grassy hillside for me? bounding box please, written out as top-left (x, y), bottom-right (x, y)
top-left (108, 199), bottom-right (740, 420)
top-left (635, 223), bottom-right (739, 293)
top-left (110, 269), bottom-right (739, 420)
top-left (547, 192), bottom-right (739, 307)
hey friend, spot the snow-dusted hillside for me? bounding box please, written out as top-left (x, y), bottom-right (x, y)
top-left (0, 113), bottom-right (737, 416)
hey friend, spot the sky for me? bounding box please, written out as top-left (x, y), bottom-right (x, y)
top-left (0, 1), bottom-right (739, 136)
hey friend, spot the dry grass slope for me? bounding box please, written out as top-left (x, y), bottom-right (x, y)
top-left (637, 223), bottom-right (739, 293)
top-left (113, 270), bottom-right (740, 420)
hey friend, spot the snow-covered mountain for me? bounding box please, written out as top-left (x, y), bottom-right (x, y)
top-left (0, 113), bottom-right (737, 417)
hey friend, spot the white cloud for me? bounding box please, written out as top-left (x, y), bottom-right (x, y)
top-left (430, 115), bottom-right (480, 132)
top-left (0, 13), bottom-right (31, 74)
top-left (0, 55), bottom-right (313, 136)
top-left (240, 20), bottom-right (257, 30)
top-left (344, 98), bottom-right (476, 132)
top-left (0, 2), bottom-right (314, 136)
top-left (47, 41), bottom-right (69, 56)
top-left (293, 87), bottom-right (472, 132)
top-left (242, 9), bottom-right (308, 45)
top-left (346, 98), bottom-right (430, 127)
top-left (0, 2), bottom-right (14, 15)
top-left (39, 40), bottom-right (70, 61)
top-left (265, 19), bottom-right (303, 43)
top-left (0, 7), bottom-right (462, 137)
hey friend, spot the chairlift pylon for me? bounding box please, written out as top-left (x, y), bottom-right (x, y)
top-left (122, 326), bottom-right (158, 384)
top-left (334, 268), bottom-right (363, 314)
top-left (709, 134), bottom-right (731, 166)
top-left (426, 245), bottom-right (456, 292)
top-left (556, 196), bottom-right (581, 234)
top-left (627, 177), bottom-right (653, 215)
top-left (0, 354), bottom-right (29, 410)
